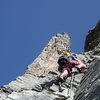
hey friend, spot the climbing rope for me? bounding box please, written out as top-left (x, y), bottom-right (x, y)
top-left (68, 67), bottom-right (79, 98)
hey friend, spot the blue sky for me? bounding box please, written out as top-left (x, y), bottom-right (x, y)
top-left (0, 0), bottom-right (100, 86)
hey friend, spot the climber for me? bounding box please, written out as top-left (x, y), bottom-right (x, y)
top-left (57, 52), bottom-right (86, 82)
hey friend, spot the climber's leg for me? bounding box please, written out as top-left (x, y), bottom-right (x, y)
top-left (60, 69), bottom-right (69, 80)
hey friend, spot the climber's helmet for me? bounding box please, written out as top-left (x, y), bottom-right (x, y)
top-left (63, 52), bottom-right (71, 56)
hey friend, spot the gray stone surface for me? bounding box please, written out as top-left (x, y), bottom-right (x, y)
top-left (74, 58), bottom-right (100, 100)
top-left (74, 20), bottom-right (100, 100)
top-left (85, 20), bottom-right (100, 53)
top-left (6, 90), bottom-right (55, 100)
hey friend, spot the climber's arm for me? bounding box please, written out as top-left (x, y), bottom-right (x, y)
top-left (69, 60), bottom-right (80, 65)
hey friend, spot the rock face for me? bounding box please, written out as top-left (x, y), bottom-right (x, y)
top-left (0, 21), bottom-right (100, 100)
top-left (85, 20), bottom-right (100, 54)
top-left (74, 21), bottom-right (100, 100)
top-left (74, 58), bottom-right (100, 100)
top-left (26, 33), bottom-right (71, 76)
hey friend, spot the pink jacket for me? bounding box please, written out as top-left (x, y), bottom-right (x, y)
top-left (64, 59), bottom-right (86, 69)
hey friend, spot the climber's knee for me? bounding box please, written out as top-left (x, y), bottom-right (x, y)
top-left (60, 70), bottom-right (68, 80)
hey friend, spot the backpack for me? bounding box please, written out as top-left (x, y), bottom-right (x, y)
top-left (58, 55), bottom-right (75, 66)
top-left (57, 55), bottom-right (75, 72)
top-left (58, 56), bottom-right (67, 66)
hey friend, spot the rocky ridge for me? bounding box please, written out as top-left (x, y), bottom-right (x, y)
top-left (0, 21), bottom-right (100, 100)
top-left (74, 21), bottom-right (100, 100)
